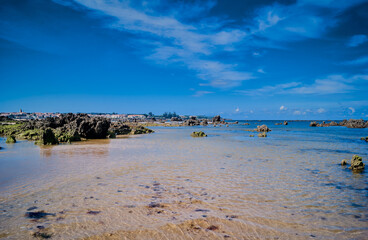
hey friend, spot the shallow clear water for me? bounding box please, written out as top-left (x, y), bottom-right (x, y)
top-left (0, 121), bottom-right (367, 239)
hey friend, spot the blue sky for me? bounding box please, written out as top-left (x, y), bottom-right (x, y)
top-left (0, 0), bottom-right (368, 119)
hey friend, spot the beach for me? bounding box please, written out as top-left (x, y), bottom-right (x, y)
top-left (0, 121), bottom-right (367, 239)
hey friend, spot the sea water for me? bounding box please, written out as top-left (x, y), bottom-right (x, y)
top-left (0, 121), bottom-right (367, 239)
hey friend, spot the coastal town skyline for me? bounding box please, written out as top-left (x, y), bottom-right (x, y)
top-left (1, 0), bottom-right (368, 119)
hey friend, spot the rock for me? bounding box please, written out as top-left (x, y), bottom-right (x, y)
top-left (283, 121), bottom-right (288, 125)
top-left (243, 123), bottom-right (250, 125)
top-left (234, 121), bottom-right (239, 124)
top-left (341, 159), bottom-right (348, 165)
top-left (212, 115), bottom-right (221, 123)
top-left (360, 137), bottom-right (368, 142)
top-left (200, 119), bottom-right (208, 126)
top-left (256, 125), bottom-right (271, 132)
top-left (182, 118), bottom-right (200, 126)
top-left (310, 122), bottom-right (318, 127)
top-left (37, 129), bottom-right (59, 145)
top-left (249, 135), bottom-right (254, 137)
top-left (6, 135), bottom-right (16, 144)
top-left (108, 131), bottom-right (116, 138)
top-left (31, 231), bottom-right (52, 239)
top-left (349, 155), bottom-right (365, 171)
top-left (171, 117), bottom-right (182, 121)
top-left (258, 132), bottom-right (267, 137)
top-left (130, 126), bottom-right (154, 135)
top-left (191, 131), bottom-right (207, 137)
top-left (87, 210), bottom-right (101, 215)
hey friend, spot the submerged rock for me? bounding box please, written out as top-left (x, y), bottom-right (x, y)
top-left (256, 125), bottom-right (271, 132)
top-left (25, 211), bottom-right (55, 219)
top-left (349, 155), bottom-right (365, 171)
top-left (341, 159), bottom-right (348, 166)
top-left (191, 131), bottom-right (207, 137)
top-left (6, 135), bottom-right (16, 144)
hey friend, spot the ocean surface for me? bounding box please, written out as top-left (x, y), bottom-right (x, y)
top-left (0, 121), bottom-right (367, 239)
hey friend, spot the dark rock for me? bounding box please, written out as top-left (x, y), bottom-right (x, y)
top-left (27, 206), bottom-right (38, 211)
top-left (31, 231), bottom-right (52, 239)
top-left (361, 137), bottom-right (368, 142)
top-left (25, 211), bottom-right (55, 219)
top-left (207, 225), bottom-right (219, 231)
top-left (310, 122), bottom-right (318, 127)
top-left (200, 119), bottom-right (208, 126)
top-left (191, 131), bottom-right (207, 137)
top-left (283, 121), bottom-right (288, 125)
top-left (341, 159), bottom-right (348, 166)
top-left (182, 117), bottom-right (201, 126)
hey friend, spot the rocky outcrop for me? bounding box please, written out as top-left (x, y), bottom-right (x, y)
top-left (310, 119), bottom-right (368, 128)
top-left (348, 155), bottom-right (365, 171)
top-left (212, 115), bottom-right (225, 124)
top-left (171, 117), bottom-right (182, 122)
top-left (200, 119), bottom-right (208, 126)
top-left (182, 116), bottom-right (200, 126)
top-left (191, 131), bottom-right (207, 137)
top-left (283, 121), bottom-right (288, 125)
top-left (6, 135), bottom-right (16, 143)
top-left (256, 125), bottom-right (271, 132)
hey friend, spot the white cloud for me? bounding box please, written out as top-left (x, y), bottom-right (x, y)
top-left (348, 107), bottom-right (355, 114)
top-left (193, 91), bottom-right (213, 97)
top-left (317, 108), bottom-right (326, 113)
top-left (293, 110), bottom-right (301, 115)
top-left (64, 0), bottom-right (251, 89)
top-left (280, 105), bottom-right (287, 110)
top-left (237, 74), bottom-right (368, 96)
top-left (235, 107), bottom-right (240, 112)
top-left (257, 68), bottom-right (266, 74)
top-left (347, 34), bottom-right (368, 47)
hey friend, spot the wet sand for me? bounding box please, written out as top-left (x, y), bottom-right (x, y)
top-left (0, 124), bottom-right (367, 239)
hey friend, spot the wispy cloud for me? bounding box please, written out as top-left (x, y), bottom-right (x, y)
top-left (347, 34), bottom-right (368, 47)
top-left (193, 90), bottom-right (213, 97)
top-left (342, 56), bottom-right (368, 65)
top-left (237, 74), bottom-right (368, 96)
top-left (57, 0), bottom-right (252, 88)
top-left (52, 0), bottom-right (365, 90)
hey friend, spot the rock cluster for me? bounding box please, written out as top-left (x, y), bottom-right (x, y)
top-left (361, 137), bottom-right (368, 142)
top-left (182, 116), bottom-right (201, 126)
top-left (310, 119), bottom-right (368, 128)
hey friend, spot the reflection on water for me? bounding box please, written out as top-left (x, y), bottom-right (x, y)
top-left (0, 122), bottom-right (367, 239)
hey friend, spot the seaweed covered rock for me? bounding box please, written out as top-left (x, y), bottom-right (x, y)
top-left (191, 131), bottom-right (207, 137)
top-left (256, 125), bottom-right (271, 132)
top-left (349, 155), bottom-right (365, 171)
top-left (360, 137), bottom-right (368, 142)
top-left (54, 129), bottom-right (81, 143)
top-left (258, 132), bottom-right (267, 137)
top-left (36, 129), bottom-right (59, 145)
top-left (130, 126), bottom-right (154, 135)
top-left (6, 135), bottom-right (16, 144)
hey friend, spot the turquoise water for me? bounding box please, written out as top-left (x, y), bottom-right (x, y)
top-left (0, 121), bottom-right (367, 239)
